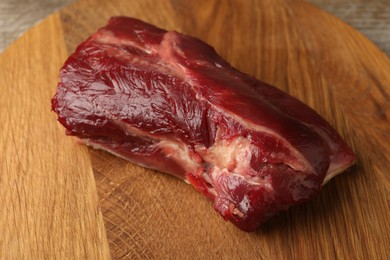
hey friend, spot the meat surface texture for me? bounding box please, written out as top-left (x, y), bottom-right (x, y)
top-left (52, 17), bottom-right (356, 232)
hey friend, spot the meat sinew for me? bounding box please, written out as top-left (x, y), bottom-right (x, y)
top-left (52, 17), bottom-right (356, 232)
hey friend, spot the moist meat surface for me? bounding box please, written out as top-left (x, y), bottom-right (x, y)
top-left (52, 16), bottom-right (356, 231)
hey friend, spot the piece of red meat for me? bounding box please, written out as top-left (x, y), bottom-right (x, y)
top-left (52, 17), bottom-right (356, 232)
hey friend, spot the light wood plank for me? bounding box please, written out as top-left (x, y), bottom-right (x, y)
top-left (0, 14), bottom-right (110, 259)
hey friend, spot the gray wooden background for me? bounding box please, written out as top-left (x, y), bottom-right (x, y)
top-left (0, 0), bottom-right (389, 55)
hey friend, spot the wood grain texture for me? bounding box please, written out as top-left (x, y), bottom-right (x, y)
top-left (57, 0), bottom-right (390, 259)
top-left (0, 14), bottom-right (110, 259)
top-left (0, 0), bottom-right (73, 52)
top-left (1, 0), bottom-right (390, 55)
top-left (0, 0), bottom-right (389, 258)
top-left (309, 0), bottom-right (390, 55)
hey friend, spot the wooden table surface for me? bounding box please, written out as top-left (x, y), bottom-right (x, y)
top-left (0, 0), bottom-right (389, 55)
top-left (1, 0), bottom-right (389, 258)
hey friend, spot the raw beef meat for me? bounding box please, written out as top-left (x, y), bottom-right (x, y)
top-left (52, 17), bottom-right (356, 232)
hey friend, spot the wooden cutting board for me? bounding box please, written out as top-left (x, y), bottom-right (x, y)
top-left (1, 0), bottom-right (389, 258)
